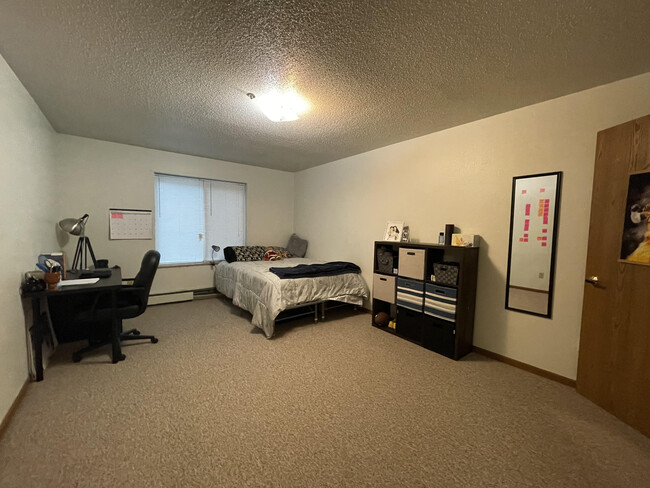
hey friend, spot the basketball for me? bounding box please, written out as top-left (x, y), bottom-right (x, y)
top-left (374, 311), bottom-right (390, 327)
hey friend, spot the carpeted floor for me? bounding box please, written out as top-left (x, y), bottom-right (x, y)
top-left (1, 297), bottom-right (649, 487)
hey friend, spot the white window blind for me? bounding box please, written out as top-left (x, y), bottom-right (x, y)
top-left (154, 174), bottom-right (246, 264)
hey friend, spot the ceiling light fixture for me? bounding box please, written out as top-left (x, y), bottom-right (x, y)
top-left (247, 90), bottom-right (309, 122)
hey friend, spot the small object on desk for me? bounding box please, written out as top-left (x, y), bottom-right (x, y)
top-left (57, 277), bottom-right (100, 287)
top-left (23, 276), bottom-right (46, 292)
top-left (39, 253), bottom-right (66, 279)
top-left (36, 263), bottom-right (49, 273)
top-left (79, 268), bottom-right (112, 278)
top-left (43, 272), bottom-right (61, 290)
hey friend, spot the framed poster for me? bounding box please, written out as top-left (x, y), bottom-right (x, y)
top-left (505, 172), bottom-right (562, 318)
top-left (619, 171), bottom-right (650, 265)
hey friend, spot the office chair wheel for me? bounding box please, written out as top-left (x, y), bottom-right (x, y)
top-left (72, 353), bottom-right (82, 363)
top-left (151, 337), bottom-right (159, 344)
top-left (133, 329), bottom-right (141, 336)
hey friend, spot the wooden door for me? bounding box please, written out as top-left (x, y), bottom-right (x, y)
top-left (577, 115), bottom-right (650, 437)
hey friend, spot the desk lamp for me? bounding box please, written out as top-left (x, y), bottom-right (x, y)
top-left (211, 245), bottom-right (221, 265)
top-left (58, 214), bottom-right (97, 270)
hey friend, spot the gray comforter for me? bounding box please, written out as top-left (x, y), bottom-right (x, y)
top-left (215, 258), bottom-right (368, 338)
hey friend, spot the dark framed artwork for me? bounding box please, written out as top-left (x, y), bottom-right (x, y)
top-left (619, 171), bottom-right (650, 266)
top-left (505, 171), bottom-right (562, 318)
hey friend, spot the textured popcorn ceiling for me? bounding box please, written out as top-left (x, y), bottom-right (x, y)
top-left (1, 1), bottom-right (649, 172)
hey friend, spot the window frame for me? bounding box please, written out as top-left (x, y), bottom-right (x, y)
top-left (154, 172), bottom-right (247, 266)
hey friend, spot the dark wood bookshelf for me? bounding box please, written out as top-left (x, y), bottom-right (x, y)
top-left (371, 240), bottom-right (479, 360)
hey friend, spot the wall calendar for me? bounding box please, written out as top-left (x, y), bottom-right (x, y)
top-left (109, 208), bottom-right (153, 240)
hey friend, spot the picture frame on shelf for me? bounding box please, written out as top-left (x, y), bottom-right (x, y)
top-left (383, 221), bottom-right (404, 241)
top-left (401, 226), bottom-right (410, 243)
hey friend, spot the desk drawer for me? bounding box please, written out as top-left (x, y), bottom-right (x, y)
top-left (373, 274), bottom-right (396, 304)
top-left (398, 248), bottom-right (425, 280)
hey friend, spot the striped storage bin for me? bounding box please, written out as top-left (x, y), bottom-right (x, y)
top-left (396, 277), bottom-right (424, 312)
top-left (424, 283), bottom-right (457, 322)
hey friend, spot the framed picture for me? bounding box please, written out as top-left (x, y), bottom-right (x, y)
top-left (619, 171), bottom-right (650, 266)
top-left (401, 226), bottom-right (410, 243)
top-left (505, 171), bottom-right (562, 318)
top-left (383, 221), bottom-right (404, 241)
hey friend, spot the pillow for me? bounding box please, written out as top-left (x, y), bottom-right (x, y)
top-left (264, 248), bottom-right (281, 261)
top-left (264, 247), bottom-right (293, 261)
top-left (223, 246), bottom-right (266, 263)
top-left (286, 234), bottom-right (308, 258)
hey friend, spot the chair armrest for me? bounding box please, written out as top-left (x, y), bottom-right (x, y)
top-left (86, 286), bottom-right (147, 317)
top-left (117, 286), bottom-right (148, 307)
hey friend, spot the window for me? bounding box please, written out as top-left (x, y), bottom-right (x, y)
top-left (154, 173), bottom-right (246, 264)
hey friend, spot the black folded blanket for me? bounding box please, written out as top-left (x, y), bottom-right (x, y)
top-left (270, 261), bottom-right (361, 279)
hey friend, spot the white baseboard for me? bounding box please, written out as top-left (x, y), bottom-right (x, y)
top-left (148, 291), bottom-right (194, 305)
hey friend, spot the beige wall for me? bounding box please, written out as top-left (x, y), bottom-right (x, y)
top-left (54, 135), bottom-right (295, 294)
top-left (0, 55), bottom-right (58, 419)
top-left (294, 72), bottom-right (650, 380)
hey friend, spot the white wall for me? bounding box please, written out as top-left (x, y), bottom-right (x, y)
top-left (294, 72), bottom-right (650, 380)
top-left (54, 136), bottom-right (294, 294)
top-left (0, 55), bottom-right (58, 419)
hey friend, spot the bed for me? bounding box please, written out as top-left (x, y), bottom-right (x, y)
top-left (215, 257), bottom-right (368, 338)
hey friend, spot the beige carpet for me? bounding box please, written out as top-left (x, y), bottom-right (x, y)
top-left (1, 298), bottom-right (649, 488)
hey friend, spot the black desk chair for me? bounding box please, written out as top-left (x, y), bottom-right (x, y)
top-left (72, 250), bottom-right (160, 362)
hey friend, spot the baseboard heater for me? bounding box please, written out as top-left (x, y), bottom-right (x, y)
top-left (148, 287), bottom-right (218, 305)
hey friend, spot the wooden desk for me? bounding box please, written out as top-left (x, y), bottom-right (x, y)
top-left (22, 268), bottom-right (124, 381)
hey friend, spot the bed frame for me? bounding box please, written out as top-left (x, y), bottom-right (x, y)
top-left (237, 299), bottom-right (354, 338)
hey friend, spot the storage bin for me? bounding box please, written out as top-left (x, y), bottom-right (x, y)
top-left (432, 262), bottom-right (459, 286)
top-left (398, 248), bottom-right (425, 280)
top-left (396, 277), bottom-right (424, 312)
top-left (396, 306), bottom-right (423, 343)
top-left (424, 283), bottom-right (457, 322)
top-left (373, 274), bottom-right (396, 304)
top-left (422, 315), bottom-right (456, 358)
top-left (376, 248), bottom-right (395, 274)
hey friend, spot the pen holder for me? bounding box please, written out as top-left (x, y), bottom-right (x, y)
top-left (43, 272), bottom-right (61, 290)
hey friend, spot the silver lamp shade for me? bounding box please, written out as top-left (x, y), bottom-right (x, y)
top-left (57, 214), bottom-right (96, 270)
top-left (58, 214), bottom-right (88, 236)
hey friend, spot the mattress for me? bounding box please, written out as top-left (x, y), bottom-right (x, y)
top-left (215, 258), bottom-right (368, 338)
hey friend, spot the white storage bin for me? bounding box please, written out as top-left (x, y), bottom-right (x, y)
top-left (373, 273), bottom-right (396, 304)
top-left (398, 248), bottom-right (425, 280)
